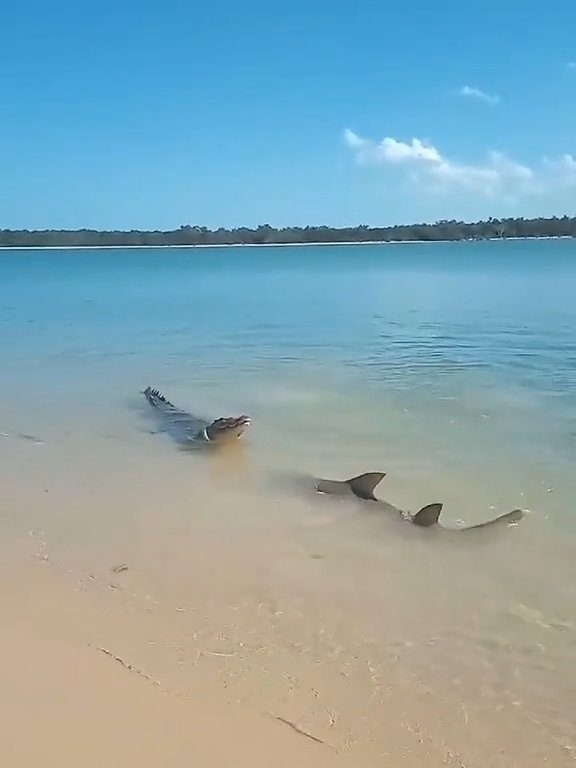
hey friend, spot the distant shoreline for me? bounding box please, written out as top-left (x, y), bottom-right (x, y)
top-left (2, 215), bottom-right (576, 248)
top-left (0, 235), bottom-right (573, 251)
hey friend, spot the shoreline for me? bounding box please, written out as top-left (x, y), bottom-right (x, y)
top-left (0, 529), bottom-right (351, 768)
top-left (2, 425), bottom-right (575, 768)
top-left (0, 235), bottom-right (573, 250)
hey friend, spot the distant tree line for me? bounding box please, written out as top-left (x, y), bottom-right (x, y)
top-left (1, 216), bottom-right (575, 247)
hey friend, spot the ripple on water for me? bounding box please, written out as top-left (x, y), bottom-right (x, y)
top-left (1, 240), bottom-right (576, 761)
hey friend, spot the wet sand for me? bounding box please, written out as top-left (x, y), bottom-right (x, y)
top-left (1, 407), bottom-right (575, 767)
top-left (1, 512), bottom-right (546, 768)
top-left (3, 241), bottom-right (576, 766)
top-left (0, 534), bottom-right (353, 768)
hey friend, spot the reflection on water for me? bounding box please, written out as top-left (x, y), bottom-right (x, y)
top-left (1, 240), bottom-right (576, 764)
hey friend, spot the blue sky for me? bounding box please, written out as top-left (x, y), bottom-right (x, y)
top-left (1, 0), bottom-right (575, 229)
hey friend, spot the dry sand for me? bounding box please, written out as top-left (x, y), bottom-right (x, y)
top-left (0, 534), bottom-right (354, 768)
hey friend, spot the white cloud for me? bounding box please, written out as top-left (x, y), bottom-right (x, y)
top-left (380, 137), bottom-right (442, 163)
top-left (567, 62), bottom-right (576, 70)
top-left (543, 153), bottom-right (576, 187)
top-left (458, 85), bottom-right (500, 105)
top-left (343, 130), bottom-right (441, 164)
top-left (342, 128), bottom-right (365, 149)
top-left (344, 129), bottom-right (533, 196)
top-left (344, 129), bottom-right (576, 205)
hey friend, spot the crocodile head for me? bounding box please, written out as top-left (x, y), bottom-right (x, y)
top-left (205, 415), bottom-right (251, 442)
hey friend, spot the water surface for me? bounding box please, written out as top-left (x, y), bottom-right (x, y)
top-left (1, 240), bottom-right (575, 765)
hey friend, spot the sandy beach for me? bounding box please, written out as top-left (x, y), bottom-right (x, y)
top-left (0, 503), bottom-right (488, 768)
top-left (0, 530), bottom-right (354, 768)
top-left (2, 241), bottom-right (576, 766)
top-left (1, 419), bottom-right (574, 768)
top-left (3, 0), bottom-right (576, 754)
top-left (0, 234), bottom-right (572, 250)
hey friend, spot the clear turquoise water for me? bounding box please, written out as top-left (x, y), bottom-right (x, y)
top-left (2, 239), bottom-right (576, 525)
top-left (2, 240), bottom-right (576, 761)
top-left (2, 239), bottom-right (576, 463)
top-left (3, 239), bottom-right (576, 392)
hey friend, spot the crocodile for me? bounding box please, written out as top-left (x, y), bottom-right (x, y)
top-left (142, 387), bottom-right (251, 449)
top-left (313, 471), bottom-right (525, 532)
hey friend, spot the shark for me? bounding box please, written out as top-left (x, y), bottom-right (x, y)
top-left (139, 392), bottom-right (525, 534)
top-left (313, 471), bottom-right (525, 532)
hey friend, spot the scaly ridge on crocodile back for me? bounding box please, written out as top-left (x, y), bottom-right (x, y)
top-left (142, 386), bottom-right (251, 448)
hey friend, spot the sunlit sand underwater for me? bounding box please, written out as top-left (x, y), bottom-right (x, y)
top-left (1, 240), bottom-right (576, 765)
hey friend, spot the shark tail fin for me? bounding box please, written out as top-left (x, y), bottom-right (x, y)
top-left (411, 502), bottom-right (443, 527)
top-left (346, 472), bottom-right (386, 500)
top-left (485, 508), bottom-right (526, 527)
top-left (502, 508), bottom-right (525, 524)
top-left (466, 508), bottom-right (526, 530)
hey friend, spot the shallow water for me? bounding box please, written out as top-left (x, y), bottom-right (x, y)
top-left (1, 241), bottom-right (576, 765)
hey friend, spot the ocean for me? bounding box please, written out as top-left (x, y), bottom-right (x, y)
top-left (1, 239), bottom-right (575, 765)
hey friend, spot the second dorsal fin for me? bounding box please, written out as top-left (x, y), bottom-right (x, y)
top-left (411, 502), bottom-right (443, 527)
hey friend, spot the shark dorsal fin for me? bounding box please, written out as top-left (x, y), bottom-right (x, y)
top-left (411, 503), bottom-right (443, 527)
top-left (346, 472), bottom-right (386, 500)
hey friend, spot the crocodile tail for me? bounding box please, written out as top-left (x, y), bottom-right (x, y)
top-left (143, 387), bottom-right (176, 409)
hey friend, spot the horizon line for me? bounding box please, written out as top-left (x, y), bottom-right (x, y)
top-left (2, 213), bottom-right (576, 235)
